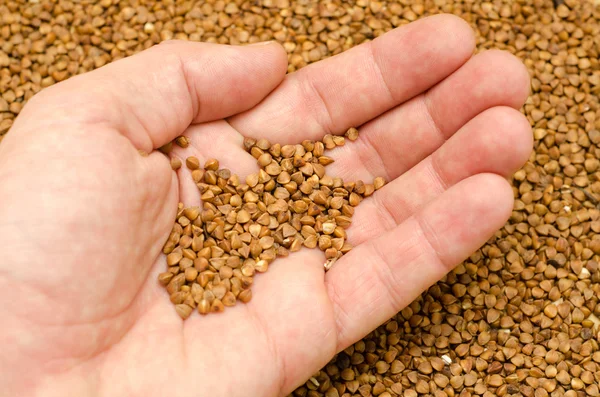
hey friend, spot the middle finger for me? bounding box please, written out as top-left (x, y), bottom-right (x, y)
top-left (325, 50), bottom-right (531, 183)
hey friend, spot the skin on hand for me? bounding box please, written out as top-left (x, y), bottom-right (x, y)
top-left (0, 14), bottom-right (532, 397)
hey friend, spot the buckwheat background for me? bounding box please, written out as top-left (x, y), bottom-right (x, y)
top-left (1, 1), bottom-right (600, 396)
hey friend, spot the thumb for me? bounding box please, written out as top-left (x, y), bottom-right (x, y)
top-left (11, 41), bottom-right (288, 151)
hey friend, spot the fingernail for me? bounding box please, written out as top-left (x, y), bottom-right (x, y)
top-left (248, 40), bottom-right (275, 47)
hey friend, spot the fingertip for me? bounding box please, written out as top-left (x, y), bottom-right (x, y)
top-left (491, 106), bottom-right (533, 173)
top-left (422, 173), bottom-right (513, 265)
top-left (476, 50), bottom-right (531, 108)
top-left (474, 106), bottom-right (533, 176)
top-left (244, 40), bottom-right (289, 81)
top-left (428, 14), bottom-right (476, 59)
top-left (219, 41), bottom-right (288, 109)
top-left (446, 173), bottom-right (514, 264)
top-left (461, 173), bottom-right (514, 226)
top-left (486, 173), bottom-right (514, 227)
top-left (246, 40), bottom-right (288, 57)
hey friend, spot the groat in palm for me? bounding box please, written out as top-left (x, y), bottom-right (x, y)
top-left (0, 15), bottom-right (532, 397)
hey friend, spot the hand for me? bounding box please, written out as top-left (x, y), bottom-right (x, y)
top-left (0, 15), bottom-right (531, 397)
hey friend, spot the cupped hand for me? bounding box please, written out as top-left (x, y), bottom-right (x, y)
top-left (0, 14), bottom-right (532, 397)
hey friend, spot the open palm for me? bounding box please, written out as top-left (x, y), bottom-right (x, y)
top-left (0, 15), bottom-right (532, 397)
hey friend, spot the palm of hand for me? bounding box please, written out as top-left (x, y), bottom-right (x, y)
top-left (0, 16), bottom-right (532, 397)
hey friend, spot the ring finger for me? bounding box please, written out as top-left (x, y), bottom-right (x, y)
top-left (347, 105), bottom-right (532, 245)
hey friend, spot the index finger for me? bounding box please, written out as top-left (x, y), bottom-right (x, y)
top-left (229, 14), bottom-right (476, 142)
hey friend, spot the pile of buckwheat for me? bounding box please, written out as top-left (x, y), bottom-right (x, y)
top-left (160, 129), bottom-right (385, 318)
